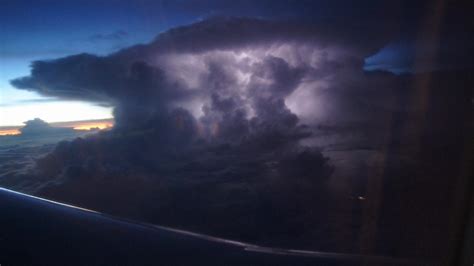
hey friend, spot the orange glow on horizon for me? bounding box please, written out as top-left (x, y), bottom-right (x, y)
top-left (0, 129), bottom-right (21, 136)
top-left (0, 119), bottom-right (114, 136)
top-left (72, 122), bottom-right (114, 131)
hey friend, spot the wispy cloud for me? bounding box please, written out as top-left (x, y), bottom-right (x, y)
top-left (0, 98), bottom-right (60, 107)
top-left (88, 30), bottom-right (129, 42)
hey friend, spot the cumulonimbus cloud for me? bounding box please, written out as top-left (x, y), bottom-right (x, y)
top-left (6, 16), bottom-right (473, 255)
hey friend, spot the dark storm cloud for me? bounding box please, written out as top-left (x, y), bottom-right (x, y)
top-left (6, 18), bottom-right (346, 247)
top-left (123, 17), bottom-right (392, 59)
top-left (9, 15), bottom-right (470, 196)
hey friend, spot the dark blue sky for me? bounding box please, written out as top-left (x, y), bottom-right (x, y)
top-left (1, 0), bottom-right (428, 61)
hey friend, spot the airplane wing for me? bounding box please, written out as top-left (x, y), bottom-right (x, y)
top-left (0, 188), bottom-right (429, 266)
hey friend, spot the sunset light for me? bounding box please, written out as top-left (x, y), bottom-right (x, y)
top-left (0, 119), bottom-right (114, 136)
top-left (0, 128), bottom-right (20, 136)
top-left (54, 119), bottom-right (114, 131)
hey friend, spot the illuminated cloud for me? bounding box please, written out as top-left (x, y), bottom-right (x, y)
top-left (10, 17), bottom-right (394, 134)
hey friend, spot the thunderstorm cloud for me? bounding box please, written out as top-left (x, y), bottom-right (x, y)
top-left (6, 17), bottom-right (472, 255)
